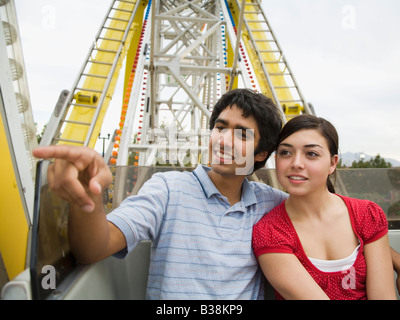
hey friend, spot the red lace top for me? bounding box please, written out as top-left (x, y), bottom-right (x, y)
top-left (252, 195), bottom-right (388, 300)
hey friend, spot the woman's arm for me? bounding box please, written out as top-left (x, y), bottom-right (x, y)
top-left (364, 235), bottom-right (397, 299)
top-left (258, 253), bottom-right (329, 300)
top-left (391, 247), bottom-right (400, 296)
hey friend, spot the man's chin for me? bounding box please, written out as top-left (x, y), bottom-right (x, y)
top-left (210, 162), bottom-right (253, 176)
top-left (210, 162), bottom-right (234, 174)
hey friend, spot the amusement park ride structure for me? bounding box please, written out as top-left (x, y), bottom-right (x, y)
top-left (0, 0), bottom-right (398, 300)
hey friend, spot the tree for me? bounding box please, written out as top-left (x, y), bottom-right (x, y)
top-left (336, 158), bottom-right (346, 168)
top-left (351, 154), bottom-right (392, 168)
top-left (36, 124), bottom-right (46, 144)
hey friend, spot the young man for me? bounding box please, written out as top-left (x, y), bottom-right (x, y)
top-left (33, 89), bottom-right (287, 299)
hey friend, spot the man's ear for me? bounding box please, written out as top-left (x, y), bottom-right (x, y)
top-left (255, 150), bottom-right (268, 163)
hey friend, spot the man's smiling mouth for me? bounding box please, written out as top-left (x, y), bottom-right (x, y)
top-left (216, 150), bottom-right (233, 160)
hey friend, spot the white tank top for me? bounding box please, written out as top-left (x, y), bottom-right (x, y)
top-left (308, 244), bottom-right (360, 273)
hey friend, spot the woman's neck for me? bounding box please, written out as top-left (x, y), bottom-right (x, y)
top-left (285, 190), bottom-right (337, 222)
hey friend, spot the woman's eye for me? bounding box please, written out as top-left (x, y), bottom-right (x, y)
top-left (307, 151), bottom-right (319, 157)
top-left (278, 150), bottom-right (291, 156)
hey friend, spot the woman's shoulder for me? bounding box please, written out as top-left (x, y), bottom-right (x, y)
top-left (252, 201), bottom-right (297, 255)
top-left (337, 195), bottom-right (388, 243)
top-left (338, 195), bottom-right (385, 218)
top-left (256, 201), bottom-right (287, 226)
top-left (253, 201), bottom-right (294, 241)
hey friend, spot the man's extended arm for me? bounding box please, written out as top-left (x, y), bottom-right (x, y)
top-left (33, 145), bottom-right (126, 264)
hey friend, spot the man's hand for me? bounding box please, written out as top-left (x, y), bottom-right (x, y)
top-left (33, 145), bottom-right (112, 212)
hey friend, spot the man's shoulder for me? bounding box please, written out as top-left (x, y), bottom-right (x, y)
top-left (249, 180), bottom-right (287, 200)
top-left (150, 169), bottom-right (198, 191)
top-left (153, 169), bottom-right (194, 180)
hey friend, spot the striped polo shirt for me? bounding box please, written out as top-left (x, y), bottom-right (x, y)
top-left (107, 164), bottom-right (286, 299)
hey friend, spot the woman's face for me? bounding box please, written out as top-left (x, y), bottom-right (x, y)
top-left (275, 129), bottom-right (338, 196)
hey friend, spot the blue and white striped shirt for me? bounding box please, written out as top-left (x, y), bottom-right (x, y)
top-left (107, 165), bottom-right (286, 299)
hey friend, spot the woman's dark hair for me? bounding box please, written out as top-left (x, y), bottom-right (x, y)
top-left (277, 114), bottom-right (339, 193)
top-left (209, 89), bottom-right (283, 171)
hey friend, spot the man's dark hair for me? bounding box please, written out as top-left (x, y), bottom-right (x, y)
top-left (209, 88), bottom-right (283, 171)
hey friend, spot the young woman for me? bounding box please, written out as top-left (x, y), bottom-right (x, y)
top-left (252, 114), bottom-right (397, 300)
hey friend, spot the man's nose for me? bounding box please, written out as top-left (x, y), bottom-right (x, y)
top-left (219, 129), bottom-right (233, 144)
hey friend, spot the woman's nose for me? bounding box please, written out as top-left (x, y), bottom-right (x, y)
top-left (292, 153), bottom-right (305, 169)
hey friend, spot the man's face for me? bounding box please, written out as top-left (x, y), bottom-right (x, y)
top-left (208, 104), bottom-right (266, 176)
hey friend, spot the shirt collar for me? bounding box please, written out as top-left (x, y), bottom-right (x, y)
top-left (241, 178), bottom-right (257, 207)
top-left (193, 165), bottom-right (257, 207)
top-left (193, 165), bottom-right (220, 198)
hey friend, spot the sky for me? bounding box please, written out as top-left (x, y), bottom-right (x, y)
top-left (13, 0), bottom-right (400, 162)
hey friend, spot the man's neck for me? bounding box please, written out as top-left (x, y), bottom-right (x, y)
top-left (207, 170), bottom-right (245, 206)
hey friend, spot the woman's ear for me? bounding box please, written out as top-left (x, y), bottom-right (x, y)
top-left (329, 154), bottom-right (339, 175)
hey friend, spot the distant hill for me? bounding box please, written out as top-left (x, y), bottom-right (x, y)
top-left (340, 152), bottom-right (400, 167)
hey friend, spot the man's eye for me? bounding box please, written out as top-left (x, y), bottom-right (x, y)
top-left (214, 126), bottom-right (225, 132)
top-left (235, 129), bottom-right (254, 140)
top-left (234, 130), bottom-right (247, 139)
